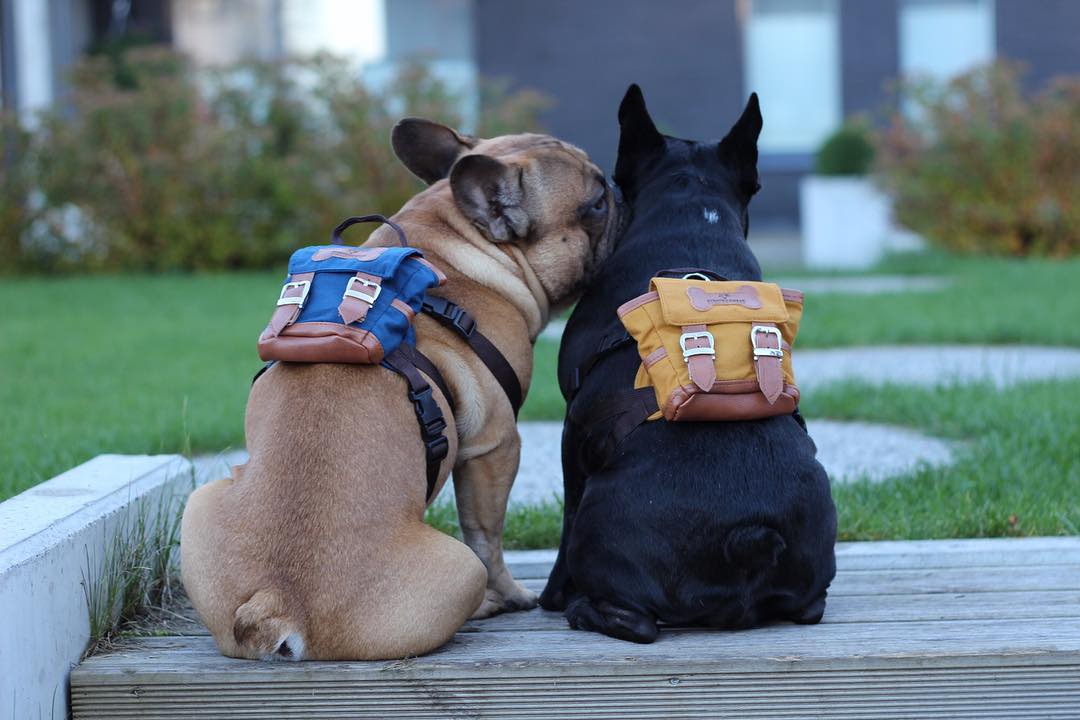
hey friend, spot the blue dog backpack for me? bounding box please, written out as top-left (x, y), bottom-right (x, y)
top-left (257, 216), bottom-right (446, 365)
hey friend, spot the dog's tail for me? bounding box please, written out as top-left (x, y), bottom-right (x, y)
top-left (232, 588), bottom-right (305, 661)
top-left (722, 524), bottom-right (786, 571)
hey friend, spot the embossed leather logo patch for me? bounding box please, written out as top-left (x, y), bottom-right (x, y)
top-left (312, 247), bottom-right (388, 262)
top-left (686, 285), bottom-right (762, 310)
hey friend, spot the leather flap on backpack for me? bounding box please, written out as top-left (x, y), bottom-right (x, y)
top-left (649, 278), bottom-right (790, 326)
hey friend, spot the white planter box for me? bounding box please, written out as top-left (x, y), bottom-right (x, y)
top-left (800, 176), bottom-right (892, 269)
top-left (0, 454), bottom-right (191, 719)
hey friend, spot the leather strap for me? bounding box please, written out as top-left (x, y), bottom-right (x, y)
top-left (681, 323), bottom-right (716, 392)
top-left (338, 271), bottom-right (382, 325)
top-left (383, 346), bottom-right (450, 502)
top-left (421, 296), bottom-right (523, 417)
top-left (751, 322), bottom-right (784, 404)
top-left (267, 271), bottom-right (314, 338)
top-left (331, 214), bottom-right (408, 247)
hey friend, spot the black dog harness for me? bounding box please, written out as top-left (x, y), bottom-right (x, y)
top-left (254, 216), bottom-right (523, 501)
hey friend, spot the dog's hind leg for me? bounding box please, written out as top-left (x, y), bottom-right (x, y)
top-left (453, 434), bottom-right (538, 618)
top-left (539, 423), bottom-right (586, 611)
top-left (565, 596), bottom-right (658, 644)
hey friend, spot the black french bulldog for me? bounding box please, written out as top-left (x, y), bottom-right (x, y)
top-left (539, 85), bottom-right (837, 643)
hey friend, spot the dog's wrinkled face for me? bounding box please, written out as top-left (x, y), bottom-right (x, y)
top-left (392, 120), bottom-right (620, 307)
top-left (611, 84), bottom-right (764, 279)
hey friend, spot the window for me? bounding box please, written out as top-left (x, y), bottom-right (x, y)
top-left (744, 0), bottom-right (841, 153)
top-left (900, 0), bottom-right (995, 83)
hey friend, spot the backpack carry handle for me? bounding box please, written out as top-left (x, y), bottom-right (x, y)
top-left (331, 214), bottom-right (408, 247)
top-left (655, 268), bottom-right (728, 281)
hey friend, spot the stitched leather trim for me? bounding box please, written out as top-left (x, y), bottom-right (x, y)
top-left (781, 288), bottom-right (804, 304)
top-left (390, 298), bottom-right (415, 321)
top-left (668, 388), bottom-right (798, 422)
top-left (616, 291), bottom-right (660, 318)
top-left (643, 346), bottom-right (667, 368)
top-left (411, 257), bottom-right (447, 287)
top-left (686, 284), bottom-right (763, 310)
top-left (257, 322), bottom-right (384, 364)
top-left (664, 382), bottom-right (800, 421)
top-left (311, 246), bottom-right (389, 262)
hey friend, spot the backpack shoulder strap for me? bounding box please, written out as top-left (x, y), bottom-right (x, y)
top-left (421, 296), bottom-right (523, 417)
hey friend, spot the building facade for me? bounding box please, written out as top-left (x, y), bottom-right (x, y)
top-left (2, 0), bottom-right (1077, 226)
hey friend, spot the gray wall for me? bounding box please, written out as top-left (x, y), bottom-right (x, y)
top-left (996, 0), bottom-right (1080, 91)
top-left (475, 0), bottom-right (1080, 226)
top-left (475, 0), bottom-right (745, 178)
top-left (473, 0), bottom-right (830, 226)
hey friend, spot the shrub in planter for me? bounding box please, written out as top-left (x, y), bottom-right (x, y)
top-left (815, 121), bottom-right (875, 176)
top-left (801, 120), bottom-right (892, 269)
top-left (15, 48), bottom-right (550, 273)
top-left (875, 62), bottom-right (1080, 257)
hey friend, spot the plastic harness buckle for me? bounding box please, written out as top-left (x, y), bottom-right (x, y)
top-left (409, 385), bottom-right (447, 438)
top-left (423, 297), bottom-right (476, 337)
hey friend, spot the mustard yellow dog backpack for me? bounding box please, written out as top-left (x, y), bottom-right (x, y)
top-left (617, 274), bottom-right (804, 422)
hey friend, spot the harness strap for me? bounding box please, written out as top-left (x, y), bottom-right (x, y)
top-left (568, 329), bottom-right (633, 400)
top-left (383, 345), bottom-right (451, 502)
top-left (421, 296), bottom-right (523, 417)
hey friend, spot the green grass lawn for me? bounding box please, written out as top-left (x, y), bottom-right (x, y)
top-left (3, 253), bottom-right (1080, 547)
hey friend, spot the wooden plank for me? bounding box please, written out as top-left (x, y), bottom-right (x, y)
top-left (71, 537), bottom-right (1080, 719)
top-left (518, 564), bottom-right (1080, 597)
top-left (505, 537), bottom-right (1080, 579)
top-left (75, 616), bottom-right (1080, 679)
top-left (71, 637), bottom-right (1080, 720)
top-left (460, 589), bottom-right (1080, 633)
top-left (167, 588), bottom-right (1080, 638)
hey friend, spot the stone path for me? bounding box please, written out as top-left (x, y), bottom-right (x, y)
top-left (796, 345), bottom-right (1080, 389)
top-left (194, 344), bottom-right (1080, 504)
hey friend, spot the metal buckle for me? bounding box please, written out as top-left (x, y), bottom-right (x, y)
top-left (276, 280), bottom-right (310, 307)
top-left (343, 276), bottom-right (382, 305)
top-left (679, 330), bottom-right (715, 360)
top-left (750, 325), bottom-right (784, 359)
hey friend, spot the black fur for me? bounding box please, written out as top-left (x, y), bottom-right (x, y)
top-left (539, 85), bottom-right (837, 643)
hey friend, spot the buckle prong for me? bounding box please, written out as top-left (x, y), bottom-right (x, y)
top-left (679, 330), bottom-right (715, 360)
top-left (276, 280), bottom-right (311, 307)
top-left (343, 276), bottom-right (382, 305)
top-left (750, 325), bottom-right (784, 360)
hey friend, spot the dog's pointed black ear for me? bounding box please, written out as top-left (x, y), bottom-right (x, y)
top-left (718, 93), bottom-right (763, 197)
top-left (450, 154), bottom-right (529, 243)
top-left (392, 118), bottom-right (479, 185)
top-left (614, 84), bottom-right (665, 191)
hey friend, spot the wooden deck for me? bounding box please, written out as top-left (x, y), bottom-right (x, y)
top-left (72, 537), bottom-right (1080, 719)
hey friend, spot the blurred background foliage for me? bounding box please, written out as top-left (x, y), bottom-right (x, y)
top-left (1, 47), bottom-right (549, 274)
top-left (875, 61), bottom-right (1079, 258)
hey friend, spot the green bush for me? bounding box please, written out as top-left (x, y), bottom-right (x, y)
top-left (875, 62), bottom-right (1080, 257)
top-left (814, 121), bottom-right (875, 176)
top-left (6, 48), bottom-right (549, 273)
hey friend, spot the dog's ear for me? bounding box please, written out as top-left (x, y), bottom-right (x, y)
top-left (718, 93), bottom-right (763, 198)
top-left (614, 84), bottom-right (665, 191)
top-left (392, 118), bottom-right (478, 185)
top-left (450, 154), bottom-right (529, 243)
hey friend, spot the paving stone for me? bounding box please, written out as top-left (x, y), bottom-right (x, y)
top-left (796, 345), bottom-right (1080, 389)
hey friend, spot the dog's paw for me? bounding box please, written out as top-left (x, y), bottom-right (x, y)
top-left (470, 583), bottom-right (539, 619)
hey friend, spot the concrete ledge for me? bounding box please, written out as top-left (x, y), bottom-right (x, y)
top-left (0, 454), bottom-right (192, 720)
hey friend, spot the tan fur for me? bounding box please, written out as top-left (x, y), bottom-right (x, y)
top-left (181, 130), bottom-right (618, 660)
